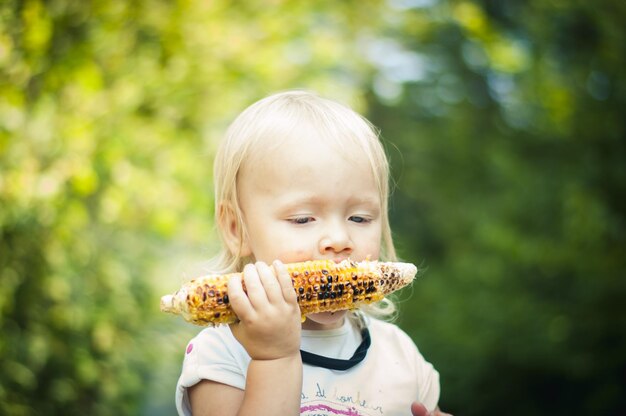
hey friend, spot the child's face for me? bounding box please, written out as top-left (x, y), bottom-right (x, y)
top-left (236, 134), bottom-right (383, 328)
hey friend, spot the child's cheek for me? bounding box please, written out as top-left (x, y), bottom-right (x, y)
top-left (281, 249), bottom-right (311, 263)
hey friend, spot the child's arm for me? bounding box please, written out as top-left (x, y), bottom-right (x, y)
top-left (188, 260), bottom-right (303, 416)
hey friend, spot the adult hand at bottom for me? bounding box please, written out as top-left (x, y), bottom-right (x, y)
top-left (411, 402), bottom-right (453, 416)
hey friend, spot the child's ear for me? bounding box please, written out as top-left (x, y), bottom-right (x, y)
top-left (217, 202), bottom-right (252, 258)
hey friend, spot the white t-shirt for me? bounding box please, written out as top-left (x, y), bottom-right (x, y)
top-left (176, 316), bottom-right (440, 415)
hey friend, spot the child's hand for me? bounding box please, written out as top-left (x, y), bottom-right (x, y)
top-left (411, 402), bottom-right (453, 416)
top-left (227, 260), bottom-right (302, 361)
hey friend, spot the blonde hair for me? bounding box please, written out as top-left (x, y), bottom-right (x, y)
top-left (210, 90), bottom-right (399, 321)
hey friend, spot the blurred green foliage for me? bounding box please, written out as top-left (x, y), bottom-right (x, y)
top-left (1, 0), bottom-right (624, 415)
top-left (374, 1), bottom-right (626, 414)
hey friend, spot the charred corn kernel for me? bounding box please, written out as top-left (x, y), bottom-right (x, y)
top-left (160, 259), bottom-right (417, 326)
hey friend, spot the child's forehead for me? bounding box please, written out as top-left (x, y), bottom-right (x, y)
top-left (238, 134), bottom-right (377, 192)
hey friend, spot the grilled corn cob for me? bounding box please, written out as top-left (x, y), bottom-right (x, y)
top-left (160, 259), bottom-right (417, 326)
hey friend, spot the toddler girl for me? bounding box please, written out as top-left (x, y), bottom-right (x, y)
top-left (175, 90), bottom-right (445, 416)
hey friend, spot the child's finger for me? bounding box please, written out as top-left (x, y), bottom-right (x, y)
top-left (273, 260), bottom-right (298, 304)
top-left (227, 274), bottom-right (254, 320)
top-left (255, 261), bottom-right (283, 303)
top-left (241, 263), bottom-right (269, 309)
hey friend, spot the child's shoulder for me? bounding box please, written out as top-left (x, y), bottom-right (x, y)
top-left (365, 316), bottom-right (419, 349)
top-left (192, 324), bottom-right (239, 345)
top-left (185, 325), bottom-right (248, 362)
top-left (364, 315), bottom-right (406, 333)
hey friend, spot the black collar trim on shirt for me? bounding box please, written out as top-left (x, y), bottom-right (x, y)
top-left (300, 326), bottom-right (371, 371)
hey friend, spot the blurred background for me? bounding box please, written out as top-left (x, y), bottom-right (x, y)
top-left (1, 0), bottom-right (624, 415)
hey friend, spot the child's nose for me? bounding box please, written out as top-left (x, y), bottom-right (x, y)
top-left (318, 225), bottom-right (353, 255)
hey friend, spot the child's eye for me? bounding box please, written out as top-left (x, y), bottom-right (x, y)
top-left (349, 216), bottom-right (370, 224)
top-left (289, 217), bottom-right (314, 224)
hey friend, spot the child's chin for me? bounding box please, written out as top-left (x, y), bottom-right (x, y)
top-left (302, 311), bottom-right (348, 330)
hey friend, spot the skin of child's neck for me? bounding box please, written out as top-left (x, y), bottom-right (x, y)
top-left (234, 131), bottom-right (383, 331)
